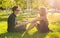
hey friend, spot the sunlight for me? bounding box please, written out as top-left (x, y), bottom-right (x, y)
top-left (0, 22), bottom-right (7, 34)
top-left (45, 32), bottom-right (60, 38)
top-left (48, 0), bottom-right (55, 6)
top-left (47, 0), bottom-right (60, 10)
top-left (0, 0), bottom-right (60, 38)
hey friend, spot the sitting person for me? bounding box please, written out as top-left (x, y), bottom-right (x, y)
top-left (26, 8), bottom-right (52, 33)
top-left (7, 6), bottom-right (28, 32)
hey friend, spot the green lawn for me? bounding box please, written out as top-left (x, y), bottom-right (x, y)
top-left (0, 12), bottom-right (60, 38)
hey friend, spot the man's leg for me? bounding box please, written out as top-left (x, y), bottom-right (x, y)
top-left (14, 24), bottom-right (26, 33)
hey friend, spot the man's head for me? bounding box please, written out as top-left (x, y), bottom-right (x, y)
top-left (12, 6), bottom-right (20, 15)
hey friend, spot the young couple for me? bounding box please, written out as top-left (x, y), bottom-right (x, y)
top-left (7, 6), bottom-right (52, 33)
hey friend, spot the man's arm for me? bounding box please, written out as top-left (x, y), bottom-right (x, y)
top-left (15, 22), bottom-right (28, 28)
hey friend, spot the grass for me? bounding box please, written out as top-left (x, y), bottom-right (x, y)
top-left (0, 12), bottom-right (60, 38)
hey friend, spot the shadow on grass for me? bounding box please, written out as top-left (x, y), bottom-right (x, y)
top-left (0, 13), bottom-right (9, 22)
top-left (0, 32), bottom-right (48, 38)
top-left (0, 14), bottom-right (8, 16)
top-left (0, 32), bottom-right (25, 38)
top-left (0, 32), bottom-right (59, 38)
top-left (0, 17), bottom-right (7, 22)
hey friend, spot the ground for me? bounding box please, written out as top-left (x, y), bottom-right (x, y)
top-left (0, 12), bottom-right (60, 38)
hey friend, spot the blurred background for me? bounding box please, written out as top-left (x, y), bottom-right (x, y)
top-left (0, 0), bottom-right (60, 38)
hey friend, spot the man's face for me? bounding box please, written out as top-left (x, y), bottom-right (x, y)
top-left (14, 7), bottom-right (20, 15)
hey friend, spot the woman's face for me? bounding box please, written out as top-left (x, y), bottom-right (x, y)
top-left (39, 8), bottom-right (46, 16)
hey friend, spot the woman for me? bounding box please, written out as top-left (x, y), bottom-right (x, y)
top-left (26, 8), bottom-right (51, 33)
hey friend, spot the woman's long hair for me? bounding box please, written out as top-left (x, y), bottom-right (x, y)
top-left (39, 8), bottom-right (47, 17)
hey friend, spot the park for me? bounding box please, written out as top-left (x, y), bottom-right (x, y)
top-left (0, 0), bottom-right (60, 38)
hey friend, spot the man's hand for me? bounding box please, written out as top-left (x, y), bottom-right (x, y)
top-left (18, 22), bottom-right (28, 26)
top-left (15, 22), bottom-right (28, 28)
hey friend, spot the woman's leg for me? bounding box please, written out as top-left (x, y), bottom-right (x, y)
top-left (26, 23), bottom-right (37, 31)
top-left (35, 23), bottom-right (41, 32)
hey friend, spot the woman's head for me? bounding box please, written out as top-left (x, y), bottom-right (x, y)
top-left (39, 8), bottom-right (47, 16)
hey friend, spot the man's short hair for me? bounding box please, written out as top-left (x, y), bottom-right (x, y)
top-left (12, 6), bottom-right (18, 11)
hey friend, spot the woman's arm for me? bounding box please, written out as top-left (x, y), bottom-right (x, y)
top-left (26, 17), bottom-right (43, 32)
top-left (30, 17), bottom-right (43, 23)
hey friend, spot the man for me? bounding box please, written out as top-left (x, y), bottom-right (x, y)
top-left (7, 6), bottom-right (28, 32)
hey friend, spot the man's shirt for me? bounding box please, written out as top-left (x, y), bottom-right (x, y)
top-left (7, 13), bottom-right (17, 32)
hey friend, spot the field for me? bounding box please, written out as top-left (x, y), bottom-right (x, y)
top-left (0, 12), bottom-right (60, 38)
